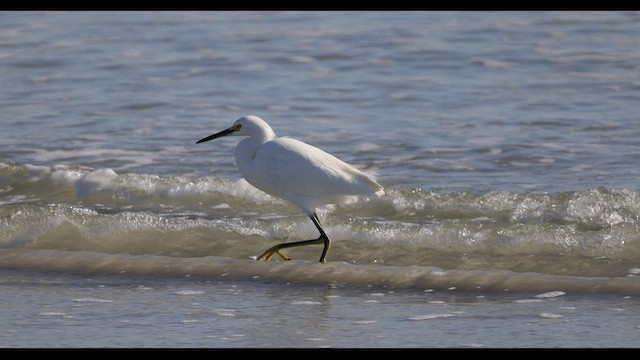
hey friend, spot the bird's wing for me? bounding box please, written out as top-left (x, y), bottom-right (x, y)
top-left (254, 137), bottom-right (382, 204)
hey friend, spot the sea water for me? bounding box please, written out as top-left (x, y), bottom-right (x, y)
top-left (1, 11), bottom-right (640, 348)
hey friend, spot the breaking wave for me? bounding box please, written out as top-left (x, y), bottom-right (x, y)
top-left (2, 160), bottom-right (640, 293)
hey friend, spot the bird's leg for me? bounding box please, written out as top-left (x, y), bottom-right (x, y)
top-left (256, 212), bottom-right (331, 263)
top-left (313, 213), bottom-right (331, 263)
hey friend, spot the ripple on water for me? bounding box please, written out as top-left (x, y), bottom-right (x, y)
top-left (213, 308), bottom-right (236, 318)
top-left (173, 290), bottom-right (205, 296)
top-left (72, 297), bottom-right (113, 303)
top-left (291, 300), bottom-right (321, 305)
top-left (513, 299), bottom-right (545, 303)
top-left (535, 291), bottom-right (566, 299)
top-left (37, 312), bottom-right (66, 317)
top-left (407, 313), bottom-right (456, 321)
top-left (538, 312), bottom-right (563, 319)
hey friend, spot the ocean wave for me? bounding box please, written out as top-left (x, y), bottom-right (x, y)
top-left (1, 249), bottom-right (639, 295)
top-left (1, 160), bottom-right (640, 278)
top-left (3, 160), bottom-right (640, 225)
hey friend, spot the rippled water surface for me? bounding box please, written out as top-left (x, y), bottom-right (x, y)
top-left (1, 11), bottom-right (640, 348)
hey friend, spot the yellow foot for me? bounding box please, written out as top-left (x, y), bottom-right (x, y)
top-left (256, 246), bottom-right (291, 261)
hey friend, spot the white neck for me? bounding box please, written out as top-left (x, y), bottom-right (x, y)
top-left (235, 137), bottom-right (262, 165)
top-left (232, 119), bottom-right (277, 192)
top-left (234, 130), bottom-right (276, 187)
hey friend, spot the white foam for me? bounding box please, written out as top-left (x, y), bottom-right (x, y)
top-left (173, 290), bottom-right (205, 296)
top-left (162, 178), bottom-right (228, 198)
top-left (23, 163), bottom-right (52, 173)
top-left (408, 313), bottom-right (456, 321)
top-left (37, 312), bottom-right (66, 316)
top-left (535, 291), bottom-right (566, 299)
top-left (212, 203), bottom-right (231, 209)
top-left (513, 299), bottom-right (544, 303)
top-left (43, 162), bottom-right (284, 206)
top-left (215, 312), bottom-right (236, 318)
top-left (538, 312), bottom-right (563, 319)
top-left (50, 168), bottom-right (120, 197)
top-left (50, 169), bottom-right (84, 185)
top-left (72, 298), bottom-right (113, 303)
top-left (291, 300), bottom-right (321, 305)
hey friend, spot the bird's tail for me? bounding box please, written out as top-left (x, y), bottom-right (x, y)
top-left (357, 167), bottom-right (385, 197)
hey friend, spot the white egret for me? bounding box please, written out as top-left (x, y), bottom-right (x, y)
top-left (196, 115), bottom-right (384, 263)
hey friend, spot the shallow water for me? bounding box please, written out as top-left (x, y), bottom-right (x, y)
top-left (1, 11), bottom-right (640, 347)
top-left (2, 269), bottom-right (640, 348)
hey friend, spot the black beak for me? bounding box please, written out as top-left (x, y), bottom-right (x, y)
top-left (196, 127), bottom-right (237, 144)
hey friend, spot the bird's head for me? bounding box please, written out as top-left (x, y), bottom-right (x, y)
top-left (196, 115), bottom-right (276, 144)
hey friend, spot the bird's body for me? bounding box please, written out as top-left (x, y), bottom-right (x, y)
top-left (196, 115), bottom-right (383, 262)
top-left (238, 136), bottom-right (383, 213)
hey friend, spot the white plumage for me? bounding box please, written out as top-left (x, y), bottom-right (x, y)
top-left (196, 115), bottom-right (384, 262)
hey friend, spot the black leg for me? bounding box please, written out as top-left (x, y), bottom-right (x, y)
top-left (310, 212), bottom-right (331, 263)
top-left (256, 212), bottom-right (332, 263)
